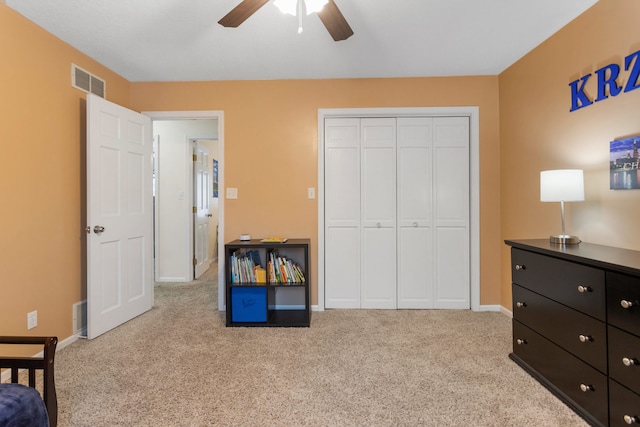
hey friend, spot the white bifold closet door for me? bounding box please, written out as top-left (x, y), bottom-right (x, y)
top-left (325, 116), bottom-right (469, 309)
top-left (361, 118), bottom-right (397, 308)
top-left (397, 117), bottom-right (469, 309)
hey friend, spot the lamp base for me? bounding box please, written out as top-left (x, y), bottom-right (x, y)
top-left (549, 235), bottom-right (581, 245)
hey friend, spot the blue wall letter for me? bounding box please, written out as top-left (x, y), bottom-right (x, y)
top-left (569, 74), bottom-right (593, 112)
top-left (595, 63), bottom-right (622, 102)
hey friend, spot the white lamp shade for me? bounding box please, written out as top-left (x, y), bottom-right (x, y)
top-left (540, 169), bottom-right (585, 202)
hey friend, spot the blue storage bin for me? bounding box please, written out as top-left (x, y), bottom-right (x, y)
top-left (231, 287), bottom-right (267, 322)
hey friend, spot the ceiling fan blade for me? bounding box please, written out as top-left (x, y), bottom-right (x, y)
top-left (218, 0), bottom-right (270, 27)
top-left (317, 0), bottom-right (354, 41)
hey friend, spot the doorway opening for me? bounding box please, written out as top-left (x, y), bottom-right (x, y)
top-left (146, 110), bottom-right (225, 312)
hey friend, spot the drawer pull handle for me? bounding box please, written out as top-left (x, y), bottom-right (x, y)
top-left (621, 300), bottom-right (635, 309)
top-left (577, 285), bottom-right (592, 293)
top-left (516, 338), bottom-right (527, 345)
top-left (515, 264), bottom-right (526, 271)
top-left (623, 357), bottom-right (639, 367)
top-left (579, 383), bottom-right (594, 392)
top-left (624, 415), bottom-right (638, 424)
top-left (578, 334), bottom-right (593, 343)
top-left (515, 301), bottom-right (526, 308)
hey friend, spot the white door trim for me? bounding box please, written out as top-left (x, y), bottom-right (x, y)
top-left (144, 110), bottom-right (226, 312)
top-left (317, 107), bottom-right (480, 312)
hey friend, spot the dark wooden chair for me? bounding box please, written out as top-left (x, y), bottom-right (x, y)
top-left (0, 336), bottom-right (58, 427)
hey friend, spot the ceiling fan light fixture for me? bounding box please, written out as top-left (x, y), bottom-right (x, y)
top-left (274, 0), bottom-right (328, 16)
top-left (305, 0), bottom-right (328, 15)
top-left (274, 0), bottom-right (298, 16)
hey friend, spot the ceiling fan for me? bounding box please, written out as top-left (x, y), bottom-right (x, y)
top-left (218, 0), bottom-right (354, 41)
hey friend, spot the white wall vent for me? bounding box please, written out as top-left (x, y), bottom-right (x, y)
top-left (72, 64), bottom-right (106, 98)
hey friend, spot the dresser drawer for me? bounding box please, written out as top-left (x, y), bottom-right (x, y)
top-left (512, 320), bottom-right (608, 425)
top-left (609, 379), bottom-right (640, 427)
top-left (511, 248), bottom-right (605, 321)
top-left (608, 271), bottom-right (640, 337)
top-left (513, 284), bottom-right (607, 373)
top-left (608, 325), bottom-right (640, 395)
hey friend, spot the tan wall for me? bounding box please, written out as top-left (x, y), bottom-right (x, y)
top-left (499, 0), bottom-right (640, 308)
top-left (0, 4), bottom-right (131, 343)
top-left (130, 77), bottom-right (502, 306)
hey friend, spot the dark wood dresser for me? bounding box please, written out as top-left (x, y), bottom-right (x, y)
top-left (505, 239), bottom-right (640, 427)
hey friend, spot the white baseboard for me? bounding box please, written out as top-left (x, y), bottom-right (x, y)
top-left (500, 306), bottom-right (513, 318)
top-left (477, 304), bottom-right (502, 312)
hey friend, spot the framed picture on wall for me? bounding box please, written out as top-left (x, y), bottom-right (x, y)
top-left (610, 135), bottom-right (640, 189)
top-left (212, 159), bottom-right (219, 198)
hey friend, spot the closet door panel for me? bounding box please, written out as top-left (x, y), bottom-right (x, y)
top-left (397, 117), bottom-right (433, 309)
top-left (325, 227), bottom-right (361, 308)
top-left (325, 147), bottom-right (360, 226)
top-left (435, 227), bottom-right (470, 308)
top-left (398, 226), bottom-right (433, 308)
top-left (361, 118), bottom-right (396, 228)
top-left (362, 227), bottom-right (396, 309)
top-left (325, 118), bottom-right (361, 308)
top-left (433, 117), bottom-right (469, 308)
top-left (325, 119), bottom-right (360, 228)
top-left (434, 118), bottom-right (469, 226)
top-left (361, 118), bottom-right (396, 308)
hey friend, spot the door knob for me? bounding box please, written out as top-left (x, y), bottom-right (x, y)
top-left (207, 214), bottom-right (213, 217)
top-left (93, 225), bottom-right (105, 234)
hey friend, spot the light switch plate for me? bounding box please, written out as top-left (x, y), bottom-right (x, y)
top-left (226, 188), bottom-right (238, 199)
top-left (308, 188), bottom-right (315, 199)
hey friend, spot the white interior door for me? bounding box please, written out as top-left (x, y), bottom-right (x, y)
top-left (87, 94), bottom-right (153, 339)
top-left (193, 141), bottom-right (211, 279)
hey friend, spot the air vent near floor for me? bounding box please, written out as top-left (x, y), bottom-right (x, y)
top-left (72, 64), bottom-right (105, 98)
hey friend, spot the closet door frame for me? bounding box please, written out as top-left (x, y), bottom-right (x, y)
top-left (318, 107), bottom-right (480, 312)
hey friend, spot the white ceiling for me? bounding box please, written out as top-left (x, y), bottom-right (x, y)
top-left (6, 0), bottom-right (598, 82)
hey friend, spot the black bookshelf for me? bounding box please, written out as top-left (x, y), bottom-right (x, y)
top-left (225, 239), bottom-right (310, 327)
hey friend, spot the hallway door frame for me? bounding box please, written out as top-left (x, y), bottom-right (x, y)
top-left (144, 110), bottom-right (226, 311)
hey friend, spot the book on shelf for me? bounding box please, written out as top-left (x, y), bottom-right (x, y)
top-left (230, 250), bottom-right (266, 285)
top-left (260, 237), bottom-right (288, 243)
top-left (267, 251), bottom-right (305, 284)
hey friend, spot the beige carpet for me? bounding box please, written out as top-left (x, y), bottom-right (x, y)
top-left (50, 267), bottom-right (587, 426)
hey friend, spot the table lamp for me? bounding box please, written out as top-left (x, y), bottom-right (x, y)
top-left (540, 169), bottom-right (584, 245)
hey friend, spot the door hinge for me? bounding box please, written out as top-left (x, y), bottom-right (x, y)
top-left (193, 154), bottom-right (198, 161)
top-left (193, 206), bottom-right (197, 213)
top-left (193, 258), bottom-right (198, 266)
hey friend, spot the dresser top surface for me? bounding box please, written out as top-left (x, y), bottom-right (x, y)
top-left (505, 239), bottom-right (640, 276)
